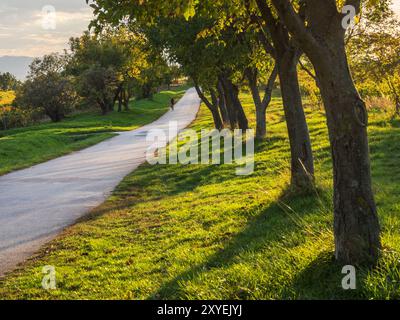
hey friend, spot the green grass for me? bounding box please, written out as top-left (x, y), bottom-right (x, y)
top-left (1, 91), bottom-right (400, 300)
top-left (0, 87), bottom-right (187, 176)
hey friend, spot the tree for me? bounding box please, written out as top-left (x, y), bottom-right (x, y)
top-left (67, 32), bottom-right (127, 114)
top-left (0, 72), bottom-right (20, 91)
top-left (348, 8), bottom-right (400, 118)
top-left (145, 16), bottom-right (249, 130)
top-left (16, 54), bottom-right (77, 122)
top-left (87, 0), bottom-right (385, 265)
top-left (266, 0), bottom-right (385, 265)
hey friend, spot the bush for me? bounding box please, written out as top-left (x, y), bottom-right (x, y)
top-left (17, 74), bottom-right (77, 122)
top-left (0, 106), bottom-right (37, 130)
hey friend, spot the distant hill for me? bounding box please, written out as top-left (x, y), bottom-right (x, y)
top-left (0, 56), bottom-right (34, 80)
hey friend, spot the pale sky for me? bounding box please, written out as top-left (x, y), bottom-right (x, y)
top-left (0, 0), bottom-right (399, 58)
top-left (0, 0), bottom-right (93, 57)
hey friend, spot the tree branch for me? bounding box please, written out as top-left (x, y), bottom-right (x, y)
top-left (262, 63), bottom-right (278, 110)
top-left (194, 83), bottom-right (216, 111)
top-left (269, 0), bottom-right (319, 53)
top-left (298, 58), bottom-right (317, 81)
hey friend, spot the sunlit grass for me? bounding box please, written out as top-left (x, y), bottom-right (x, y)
top-left (0, 91), bottom-right (399, 300)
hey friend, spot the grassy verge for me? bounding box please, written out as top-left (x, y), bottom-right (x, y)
top-left (0, 87), bottom-right (187, 176)
top-left (1, 91), bottom-right (400, 299)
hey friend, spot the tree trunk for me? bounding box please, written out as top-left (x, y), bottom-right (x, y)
top-left (210, 88), bottom-right (224, 130)
top-left (46, 110), bottom-right (63, 122)
top-left (210, 108), bottom-right (224, 131)
top-left (266, 0), bottom-right (381, 266)
top-left (118, 90), bottom-right (123, 112)
top-left (277, 49), bottom-right (315, 190)
top-left (124, 90), bottom-right (131, 111)
top-left (113, 84), bottom-right (123, 106)
top-left (219, 76), bottom-right (238, 129)
top-left (97, 98), bottom-right (108, 115)
top-left (220, 76), bottom-right (248, 130)
top-left (246, 68), bottom-right (267, 139)
top-left (231, 83), bottom-right (249, 130)
top-left (311, 44), bottom-right (381, 265)
top-left (217, 81), bottom-right (230, 126)
top-left (194, 85), bottom-right (223, 130)
top-left (255, 0), bottom-right (314, 189)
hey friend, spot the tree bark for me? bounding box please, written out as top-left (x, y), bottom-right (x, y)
top-left (219, 75), bottom-right (238, 129)
top-left (220, 76), bottom-right (249, 130)
top-left (217, 81), bottom-right (230, 126)
top-left (313, 44), bottom-right (381, 265)
top-left (256, 0), bottom-right (314, 189)
top-left (269, 0), bottom-right (381, 265)
top-left (113, 84), bottom-right (123, 107)
top-left (123, 89), bottom-right (131, 111)
top-left (246, 66), bottom-right (278, 139)
top-left (246, 68), bottom-right (266, 139)
top-left (194, 85), bottom-right (224, 130)
top-left (117, 90), bottom-right (123, 112)
top-left (278, 49), bottom-right (315, 189)
top-left (97, 98), bottom-right (108, 115)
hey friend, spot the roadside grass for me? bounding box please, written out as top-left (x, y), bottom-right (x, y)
top-left (0, 87), bottom-right (187, 176)
top-left (1, 91), bottom-right (400, 300)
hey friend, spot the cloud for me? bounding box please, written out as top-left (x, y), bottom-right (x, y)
top-left (394, 0), bottom-right (400, 16)
top-left (0, 0), bottom-right (93, 57)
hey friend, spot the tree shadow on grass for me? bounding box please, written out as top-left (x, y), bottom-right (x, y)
top-left (286, 251), bottom-right (365, 300)
top-left (148, 189), bottom-right (328, 300)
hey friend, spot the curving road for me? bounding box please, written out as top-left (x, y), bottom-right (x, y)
top-left (0, 88), bottom-right (201, 276)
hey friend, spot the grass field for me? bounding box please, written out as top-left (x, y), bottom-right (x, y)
top-left (1, 91), bottom-right (400, 300)
top-left (0, 87), bottom-right (187, 176)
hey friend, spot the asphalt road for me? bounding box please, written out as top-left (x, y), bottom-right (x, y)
top-left (0, 88), bottom-right (200, 275)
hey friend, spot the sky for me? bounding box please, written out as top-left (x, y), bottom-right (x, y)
top-left (0, 0), bottom-right (399, 58)
top-left (0, 0), bottom-right (93, 57)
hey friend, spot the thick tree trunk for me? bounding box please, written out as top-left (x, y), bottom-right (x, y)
top-left (312, 45), bottom-right (381, 265)
top-left (255, 0), bottom-right (314, 189)
top-left (220, 76), bottom-right (248, 130)
top-left (266, 0), bottom-right (381, 266)
top-left (219, 75), bottom-right (238, 129)
top-left (231, 84), bottom-right (249, 130)
top-left (277, 49), bottom-right (315, 189)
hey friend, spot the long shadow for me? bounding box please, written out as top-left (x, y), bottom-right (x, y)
top-left (77, 136), bottom-right (288, 225)
top-left (277, 122), bottom-right (400, 300)
top-left (148, 189), bottom-right (326, 300)
top-left (145, 119), bottom-right (400, 300)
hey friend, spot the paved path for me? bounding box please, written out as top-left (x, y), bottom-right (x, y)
top-left (0, 88), bottom-right (201, 275)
